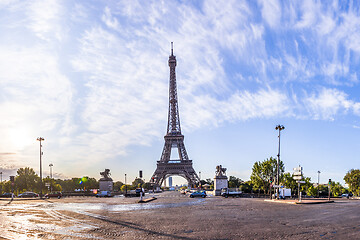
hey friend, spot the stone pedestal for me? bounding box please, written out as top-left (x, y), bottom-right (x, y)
top-left (214, 176), bottom-right (228, 196)
top-left (99, 180), bottom-right (113, 192)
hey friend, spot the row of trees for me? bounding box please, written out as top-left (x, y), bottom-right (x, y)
top-left (0, 167), bottom-right (63, 195)
top-left (2, 164), bottom-right (359, 197)
top-left (248, 157), bottom-right (358, 197)
top-left (0, 167), bottom-right (150, 195)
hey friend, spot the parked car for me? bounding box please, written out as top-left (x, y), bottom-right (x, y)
top-left (18, 192), bottom-right (39, 198)
top-left (0, 192), bottom-right (15, 198)
top-left (96, 191), bottom-right (113, 197)
top-left (189, 190), bottom-right (207, 198)
top-left (180, 189), bottom-right (186, 194)
top-left (341, 193), bottom-right (349, 198)
top-left (44, 192), bottom-right (62, 199)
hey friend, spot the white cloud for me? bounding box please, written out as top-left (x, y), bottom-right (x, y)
top-left (27, 0), bottom-right (65, 42)
top-left (102, 6), bottom-right (119, 30)
top-left (258, 0), bottom-right (281, 28)
top-left (294, 0), bottom-right (317, 29)
top-left (316, 14), bottom-right (335, 35)
top-left (182, 88), bottom-right (290, 130)
top-left (304, 88), bottom-right (358, 120)
top-left (71, 26), bottom-right (168, 161)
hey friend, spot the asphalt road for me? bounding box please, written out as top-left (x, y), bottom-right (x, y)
top-left (0, 192), bottom-right (359, 239)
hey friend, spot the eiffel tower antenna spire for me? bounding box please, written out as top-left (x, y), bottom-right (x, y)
top-left (167, 42), bottom-right (181, 135)
top-left (151, 43), bottom-right (200, 187)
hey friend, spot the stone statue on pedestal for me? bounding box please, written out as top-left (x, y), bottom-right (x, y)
top-left (99, 169), bottom-right (113, 192)
top-left (215, 165), bottom-right (227, 177)
top-left (214, 165), bottom-right (228, 196)
top-left (100, 169), bottom-right (112, 181)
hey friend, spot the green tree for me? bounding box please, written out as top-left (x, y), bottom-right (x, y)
top-left (2, 180), bottom-right (11, 193)
top-left (281, 172), bottom-right (297, 195)
top-left (228, 176), bottom-right (243, 188)
top-left (344, 169), bottom-right (360, 196)
top-left (330, 182), bottom-right (345, 197)
top-left (204, 178), bottom-right (214, 189)
top-left (120, 184), bottom-right (131, 192)
top-left (318, 184), bottom-right (329, 197)
top-left (83, 177), bottom-right (98, 190)
top-left (281, 173), bottom-right (312, 197)
top-left (300, 177), bottom-right (312, 195)
top-left (15, 167), bottom-right (39, 193)
top-left (132, 178), bottom-right (145, 188)
top-left (113, 181), bottom-right (124, 191)
top-left (43, 176), bottom-right (62, 193)
top-left (250, 157), bottom-right (284, 194)
top-left (56, 178), bottom-right (83, 192)
top-left (239, 181), bottom-right (253, 193)
top-left (306, 185), bottom-right (317, 197)
top-left (142, 182), bottom-right (152, 190)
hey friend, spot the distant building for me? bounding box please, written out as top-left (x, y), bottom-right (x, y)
top-left (169, 177), bottom-right (173, 187)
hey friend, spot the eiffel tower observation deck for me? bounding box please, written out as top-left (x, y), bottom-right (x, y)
top-left (151, 43), bottom-right (200, 187)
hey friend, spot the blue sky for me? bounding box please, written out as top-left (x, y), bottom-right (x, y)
top-left (0, 0), bottom-right (360, 185)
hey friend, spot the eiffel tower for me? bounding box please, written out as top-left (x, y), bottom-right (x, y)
top-left (151, 43), bottom-right (200, 187)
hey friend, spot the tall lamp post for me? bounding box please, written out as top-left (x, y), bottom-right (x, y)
top-left (0, 171), bottom-right (2, 194)
top-left (37, 137), bottom-right (44, 198)
top-left (49, 163), bottom-right (53, 193)
top-left (317, 170), bottom-right (321, 198)
top-left (198, 171), bottom-right (202, 189)
top-left (125, 173), bottom-right (127, 196)
top-left (275, 125), bottom-right (285, 200)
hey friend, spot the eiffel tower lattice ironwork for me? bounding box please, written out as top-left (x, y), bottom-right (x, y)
top-left (151, 43), bottom-right (200, 187)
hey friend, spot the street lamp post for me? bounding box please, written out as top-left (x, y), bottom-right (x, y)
top-left (37, 137), bottom-right (44, 198)
top-left (317, 170), bottom-right (321, 198)
top-left (125, 174), bottom-right (127, 197)
top-left (0, 171), bottom-right (2, 194)
top-left (49, 163), bottom-right (53, 193)
top-left (199, 171), bottom-right (202, 188)
top-left (275, 125), bottom-right (285, 200)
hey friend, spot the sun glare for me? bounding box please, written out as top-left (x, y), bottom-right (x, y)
top-left (8, 127), bottom-right (34, 150)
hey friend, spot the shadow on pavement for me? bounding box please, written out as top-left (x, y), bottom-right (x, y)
top-left (90, 215), bottom-right (196, 240)
top-left (1, 197), bottom-right (54, 205)
top-left (6, 198), bottom-right (13, 205)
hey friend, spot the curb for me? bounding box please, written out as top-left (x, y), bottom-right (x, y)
top-left (264, 199), bottom-right (334, 205)
top-left (295, 200), bottom-right (334, 204)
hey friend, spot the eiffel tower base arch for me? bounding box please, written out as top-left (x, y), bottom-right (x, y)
top-left (151, 161), bottom-right (199, 188)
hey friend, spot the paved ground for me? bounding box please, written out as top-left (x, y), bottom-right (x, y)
top-left (1, 192), bottom-right (360, 239)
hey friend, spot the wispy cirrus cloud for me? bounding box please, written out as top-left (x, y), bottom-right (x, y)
top-left (26, 0), bottom-right (65, 42)
top-left (259, 0), bottom-right (281, 28)
top-left (304, 88), bottom-right (360, 121)
top-left (182, 88), bottom-right (290, 130)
